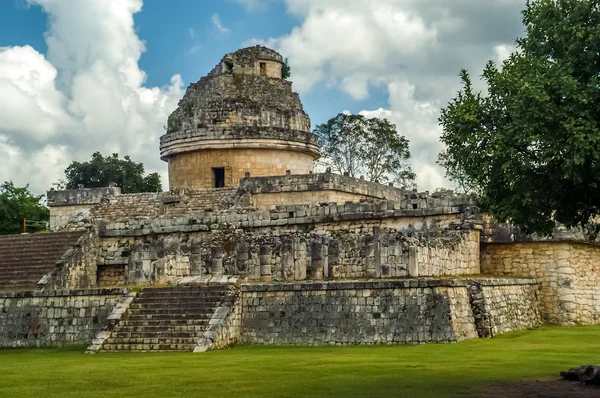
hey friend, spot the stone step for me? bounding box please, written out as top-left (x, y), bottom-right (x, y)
top-left (124, 313), bottom-right (213, 321)
top-left (0, 232), bottom-right (83, 241)
top-left (132, 296), bottom-right (225, 304)
top-left (127, 304), bottom-right (220, 312)
top-left (141, 286), bottom-right (227, 294)
top-left (114, 324), bottom-right (208, 333)
top-left (111, 331), bottom-right (201, 339)
top-left (136, 292), bottom-right (227, 300)
top-left (0, 263), bottom-right (55, 270)
top-left (129, 300), bottom-right (221, 314)
top-left (102, 343), bottom-right (195, 352)
top-left (117, 319), bottom-right (210, 327)
top-left (104, 337), bottom-right (199, 345)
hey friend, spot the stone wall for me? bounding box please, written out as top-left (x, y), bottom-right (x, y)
top-left (469, 279), bottom-right (542, 337)
top-left (97, 265), bottom-right (125, 287)
top-left (250, 190), bottom-right (372, 210)
top-left (47, 186), bottom-right (121, 231)
top-left (96, 228), bottom-right (479, 285)
top-left (167, 148), bottom-right (316, 189)
top-left (241, 172), bottom-right (411, 210)
top-left (0, 288), bottom-right (124, 347)
top-left (411, 231), bottom-right (480, 277)
top-left (481, 242), bottom-right (600, 325)
top-left (39, 230), bottom-right (100, 290)
top-left (89, 188), bottom-right (241, 220)
top-left (239, 278), bottom-right (540, 346)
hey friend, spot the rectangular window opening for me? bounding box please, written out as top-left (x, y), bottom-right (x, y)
top-left (213, 167), bottom-right (225, 188)
top-left (259, 62), bottom-right (267, 76)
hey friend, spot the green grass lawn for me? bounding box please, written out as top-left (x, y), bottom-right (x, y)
top-left (0, 326), bottom-right (598, 398)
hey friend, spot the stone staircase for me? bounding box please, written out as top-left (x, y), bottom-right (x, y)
top-left (0, 231), bottom-right (84, 291)
top-left (101, 286), bottom-right (229, 352)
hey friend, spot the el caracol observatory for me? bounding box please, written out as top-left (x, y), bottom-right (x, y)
top-left (159, 45), bottom-right (320, 190)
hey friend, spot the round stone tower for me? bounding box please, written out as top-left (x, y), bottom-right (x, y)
top-left (160, 45), bottom-right (320, 189)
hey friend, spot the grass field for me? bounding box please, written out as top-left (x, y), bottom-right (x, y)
top-left (0, 326), bottom-right (599, 398)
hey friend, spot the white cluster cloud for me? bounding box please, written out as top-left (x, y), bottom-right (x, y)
top-left (0, 0), bottom-right (184, 194)
top-left (253, 0), bottom-right (524, 190)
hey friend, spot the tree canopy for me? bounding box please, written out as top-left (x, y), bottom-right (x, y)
top-left (282, 58), bottom-right (291, 79)
top-left (62, 152), bottom-right (162, 193)
top-left (0, 182), bottom-right (49, 235)
top-left (314, 113), bottom-right (416, 187)
top-left (439, 0), bottom-right (600, 236)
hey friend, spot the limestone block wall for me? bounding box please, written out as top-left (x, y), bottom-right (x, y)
top-left (0, 289), bottom-right (124, 347)
top-left (39, 230), bottom-right (101, 291)
top-left (469, 279), bottom-right (542, 337)
top-left (96, 229), bottom-right (480, 286)
top-left (49, 204), bottom-right (93, 232)
top-left (88, 188), bottom-right (240, 220)
top-left (481, 242), bottom-right (600, 325)
top-left (251, 190), bottom-right (370, 210)
top-left (238, 278), bottom-right (540, 346)
top-left (47, 186), bottom-right (121, 231)
top-left (411, 230), bottom-right (480, 277)
top-left (167, 148), bottom-right (315, 189)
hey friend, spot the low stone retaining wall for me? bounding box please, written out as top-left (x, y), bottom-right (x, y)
top-left (238, 278), bottom-right (541, 346)
top-left (481, 242), bottom-right (600, 325)
top-left (0, 288), bottom-right (125, 348)
top-left (469, 279), bottom-right (541, 337)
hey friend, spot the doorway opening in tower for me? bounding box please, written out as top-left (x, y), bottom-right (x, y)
top-left (212, 167), bottom-right (225, 188)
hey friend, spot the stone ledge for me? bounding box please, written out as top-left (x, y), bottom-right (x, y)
top-left (240, 278), bottom-right (538, 292)
top-left (0, 288), bottom-right (127, 298)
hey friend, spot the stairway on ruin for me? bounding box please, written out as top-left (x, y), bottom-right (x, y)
top-left (101, 286), bottom-right (229, 352)
top-left (0, 231), bottom-right (84, 291)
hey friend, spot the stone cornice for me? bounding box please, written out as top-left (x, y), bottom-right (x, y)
top-left (160, 136), bottom-right (320, 160)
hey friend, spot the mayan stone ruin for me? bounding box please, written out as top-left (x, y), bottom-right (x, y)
top-left (1, 45), bottom-right (599, 352)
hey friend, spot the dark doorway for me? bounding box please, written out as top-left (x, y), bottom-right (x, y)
top-left (213, 167), bottom-right (225, 188)
top-left (259, 62), bottom-right (267, 76)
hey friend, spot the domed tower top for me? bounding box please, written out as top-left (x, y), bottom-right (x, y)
top-left (160, 45), bottom-right (320, 190)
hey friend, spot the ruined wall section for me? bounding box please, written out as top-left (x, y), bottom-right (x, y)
top-left (38, 230), bottom-right (101, 290)
top-left (240, 172), bottom-right (414, 209)
top-left (469, 279), bottom-right (542, 337)
top-left (481, 242), bottom-right (600, 325)
top-left (0, 289), bottom-right (124, 347)
top-left (88, 188), bottom-right (241, 220)
top-left (207, 45), bottom-right (283, 78)
top-left (239, 278), bottom-right (540, 346)
top-left (91, 197), bottom-right (481, 286)
top-left (96, 228), bottom-right (479, 285)
top-left (163, 75), bottom-right (311, 137)
top-left (47, 186), bottom-right (121, 231)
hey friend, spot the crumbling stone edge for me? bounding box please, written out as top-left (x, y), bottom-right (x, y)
top-left (194, 290), bottom-right (240, 353)
top-left (85, 291), bottom-right (136, 354)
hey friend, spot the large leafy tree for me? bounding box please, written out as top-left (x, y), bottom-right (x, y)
top-left (439, 0), bottom-right (600, 236)
top-left (0, 182), bottom-right (49, 235)
top-left (62, 152), bottom-right (162, 193)
top-left (315, 113), bottom-right (416, 187)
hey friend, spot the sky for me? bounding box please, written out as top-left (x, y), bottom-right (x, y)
top-left (0, 0), bottom-right (526, 194)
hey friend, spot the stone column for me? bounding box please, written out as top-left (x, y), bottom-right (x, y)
top-left (282, 238), bottom-right (295, 281)
top-left (309, 239), bottom-right (326, 280)
top-left (260, 245), bottom-right (272, 283)
top-left (211, 246), bottom-right (223, 275)
top-left (407, 246), bottom-right (419, 277)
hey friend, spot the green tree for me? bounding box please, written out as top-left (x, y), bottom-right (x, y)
top-left (281, 58), bottom-right (291, 79)
top-left (63, 152), bottom-right (162, 193)
top-left (315, 113), bottom-right (416, 187)
top-left (439, 0), bottom-right (600, 236)
top-left (0, 182), bottom-right (49, 235)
